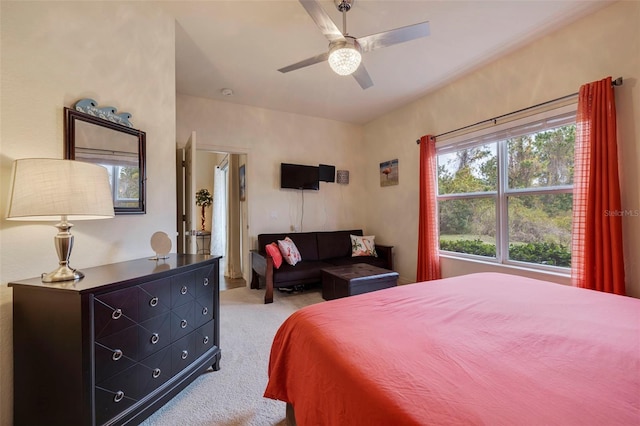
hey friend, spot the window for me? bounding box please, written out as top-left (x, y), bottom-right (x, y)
top-left (436, 106), bottom-right (576, 270)
top-left (101, 164), bottom-right (141, 208)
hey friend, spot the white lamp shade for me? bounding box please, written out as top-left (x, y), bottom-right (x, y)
top-left (6, 158), bottom-right (114, 221)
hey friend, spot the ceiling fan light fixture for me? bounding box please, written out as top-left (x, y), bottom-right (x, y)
top-left (328, 39), bottom-right (361, 76)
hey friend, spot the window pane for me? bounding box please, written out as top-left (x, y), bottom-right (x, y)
top-left (507, 194), bottom-right (572, 267)
top-left (437, 143), bottom-right (497, 194)
top-left (507, 124), bottom-right (575, 189)
top-left (439, 198), bottom-right (496, 258)
top-left (115, 166), bottom-right (141, 208)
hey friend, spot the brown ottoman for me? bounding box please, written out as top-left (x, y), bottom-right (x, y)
top-left (321, 263), bottom-right (399, 300)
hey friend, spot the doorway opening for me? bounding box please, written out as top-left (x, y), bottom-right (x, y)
top-left (176, 135), bottom-right (248, 290)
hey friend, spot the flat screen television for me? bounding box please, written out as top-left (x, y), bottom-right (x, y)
top-left (280, 163), bottom-right (319, 190)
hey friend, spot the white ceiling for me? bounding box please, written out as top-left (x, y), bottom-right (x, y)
top-left (160, 0), bottom-right (610, 124)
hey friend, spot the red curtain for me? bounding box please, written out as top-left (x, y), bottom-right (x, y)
top-left (417, 135), bottom-right (441, 281)
top-left (571, 76), bottom-right (625, 295)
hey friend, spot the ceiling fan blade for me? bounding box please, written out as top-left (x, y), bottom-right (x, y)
top-left (298, 0), bottom-right (344, 41)
top-left (278, 52), bottom-right (330, 73)
top-left (357, 21), bottom-right (430, 53)
top-left (352, 63), bottom-right (373, 90)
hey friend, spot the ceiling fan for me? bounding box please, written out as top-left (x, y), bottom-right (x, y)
top-left (278, 0), bottom-right (430, 90)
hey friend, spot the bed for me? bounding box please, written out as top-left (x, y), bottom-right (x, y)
top-left (264, 272), bottom-right (640, 425)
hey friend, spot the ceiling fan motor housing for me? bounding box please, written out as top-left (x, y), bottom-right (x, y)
top-left (335, 0), bottom-right (353, 13)
top-left (329, 36), bottom-right (361, 54)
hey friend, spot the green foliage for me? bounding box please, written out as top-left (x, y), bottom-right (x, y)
top-left (439, 238), bottom-right (571, 267)
top-left (509, 242), bottom-right (571, 267)
top-left (195, 188), bottom-right (213, 207)
top-left (439, 239), bottom-right (495, 257)
top-left (118, 167), bottom-right (139, 199)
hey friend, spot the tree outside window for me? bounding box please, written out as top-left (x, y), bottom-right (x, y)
top-left (437, 111), bottom-right (575, 270)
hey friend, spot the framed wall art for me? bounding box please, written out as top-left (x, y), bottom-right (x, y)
top-left (380, 159), bottom-right (399, 186)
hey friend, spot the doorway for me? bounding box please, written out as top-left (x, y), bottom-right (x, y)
top-left (176, 138), bottom-right (248, 289)
top-left (210, 153), bottom-right (246, 290)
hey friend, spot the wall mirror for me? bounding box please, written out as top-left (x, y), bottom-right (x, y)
top-left (64, 107), bottom-right (146, 214)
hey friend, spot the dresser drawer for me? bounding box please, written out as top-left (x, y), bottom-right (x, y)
top-left (94, 287), bottom-right (138, 338)
top-left (195, 265), bottom-right (215, 298)
top-left (194, 292), bottom-right (214, 328)
top-left (171, 333), bottom-right (197, 375)
top-left (138, 345), bottom-right (172, 395)
top-left (95, 364), bottom-right (141, 425)
top-left (95, 325), bottom-right (139, 383)
top-left (171, 301), bottom-right (196, 340)
top-left (170, 271), bottom-right (196, 307)
top-left (194, 321), bottom-right (215, 358)
top-left (138, 277), bottom-right (172, 321)
top-left (138, 313), bottom-right (172, 359)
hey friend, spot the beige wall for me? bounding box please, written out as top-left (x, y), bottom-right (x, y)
top-left (363, 0), bottom-right (640, 296)
top-left (0, 2), bottom-right (176, 424)
top-left (1, 1), bottom-right (638, 424)
top-left (177, 94), bottom-right (369, 248)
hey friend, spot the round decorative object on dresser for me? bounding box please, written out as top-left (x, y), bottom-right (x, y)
top-left (150, 231), bottom-right (171, 259)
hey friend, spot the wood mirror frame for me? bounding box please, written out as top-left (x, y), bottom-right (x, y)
top-left (64, 107), bottom-right (146, 214)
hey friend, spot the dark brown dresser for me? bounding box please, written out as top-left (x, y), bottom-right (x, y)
top-left (9, 254), bottom-right (221, 426)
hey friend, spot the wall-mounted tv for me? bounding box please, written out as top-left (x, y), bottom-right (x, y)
top-left (280, 163), bottom-right (320, 190)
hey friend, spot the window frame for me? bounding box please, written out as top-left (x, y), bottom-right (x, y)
top-left (436, 104), bottom-right (577, 273)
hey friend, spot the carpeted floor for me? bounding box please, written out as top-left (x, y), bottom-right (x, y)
top-left (140, 285), bottom-right (324, 426)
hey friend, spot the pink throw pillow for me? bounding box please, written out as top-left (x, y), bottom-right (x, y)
top-left (265, 242), bottom-right (283, 269)
top-left (278, 237), bottom-right (302, 266)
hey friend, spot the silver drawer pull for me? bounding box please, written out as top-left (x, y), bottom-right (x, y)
top-left (150, 333), bottom-right (159, 345)
top-left (203, 277), bottom-right (209, 286)
top-left (202, 307), bottom-right (208, 316)
top-left (114, 390), bottom-right (124, 403)
top-left (152, 368), bottom-right (161, 379)
top-left (111, 309), bottom-right (122, 320)
top-left (180, 286), bottom-right (188, 295)
top-left (149, 297), bottom-right (159, 307)
top-left (181, 350), bottom-right (188, 360)
top-left (180, 319), bottom-right (188, 329)
top-left (203, 336), bottom-right (209, 345)
top-left (112, 349), bottom-right (123, 361)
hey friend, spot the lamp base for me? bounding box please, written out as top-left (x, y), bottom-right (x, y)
top-left (41, 265), bottom-right (84, 283)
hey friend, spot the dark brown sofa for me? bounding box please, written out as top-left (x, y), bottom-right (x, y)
top-left (251, 229), bottom-right (393, 304)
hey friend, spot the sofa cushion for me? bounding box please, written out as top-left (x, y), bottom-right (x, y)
top-left (350, 234), bottom-right (378, 257)
top-left (317, 229), bottom-right (362, 260)
top-left (278, 237), bottom-right (302, 266)
top-left (265, 242), bottom-right (283, 269)
top-left (286, 233), bottom-right (319, 261)
top-left (258, 232), bottom-right (319, 261)
top-left (326, 256), bottom-right (388, 269)
top-left (273, 260), bottom-right (333, 285)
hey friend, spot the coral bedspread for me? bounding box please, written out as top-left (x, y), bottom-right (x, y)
top-left (264, 272), bottom-right (640, 425)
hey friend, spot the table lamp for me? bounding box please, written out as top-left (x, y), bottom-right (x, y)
top-left (6, 158), bottom-right (114, 282)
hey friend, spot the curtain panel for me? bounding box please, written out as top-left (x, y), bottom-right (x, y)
top-left (417, 135), bottom-right (441, 281)
top-left (571, 76), bottom-right (626, 295)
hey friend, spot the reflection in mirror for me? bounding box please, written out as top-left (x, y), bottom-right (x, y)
top-left (65, 107), bottom-right (146, 214)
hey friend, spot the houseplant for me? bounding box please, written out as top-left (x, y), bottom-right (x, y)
top-left (195, 188), bottom-right (213, 231)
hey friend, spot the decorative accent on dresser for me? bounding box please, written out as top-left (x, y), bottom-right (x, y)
top-left (74, 98), bottom-right (133, 127)
top-left (150, 231), bottom-right (172, 260)
top-left (9, 254), bottom-right (221, 426)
